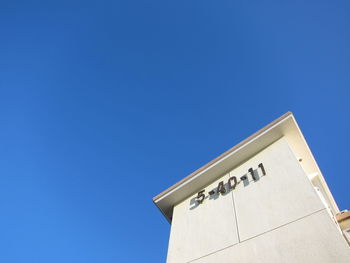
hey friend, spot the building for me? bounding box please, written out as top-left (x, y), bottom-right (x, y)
top-left (153, 112), bottom-right (350, 263)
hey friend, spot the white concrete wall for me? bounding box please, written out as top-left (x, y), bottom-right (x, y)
top-left (166, 172), bottom-right (239, 263)
top-left (166, 137), bottom-right (350, 263)
top-left (189, 209), bottom-right (350, 263)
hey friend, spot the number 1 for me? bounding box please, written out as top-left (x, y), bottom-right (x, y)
top-left (258, 163), bottom-right (266, 176)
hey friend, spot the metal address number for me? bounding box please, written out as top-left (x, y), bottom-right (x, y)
top-left (195, 163), bottom-right (266, 204)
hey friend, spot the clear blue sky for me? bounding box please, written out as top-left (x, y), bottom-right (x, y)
top-left (0, 0), bottom-right (349, 262)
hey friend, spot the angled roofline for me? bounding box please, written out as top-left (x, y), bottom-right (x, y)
top-left (153, 112), bottom-right (292, 202)
top-left (153, 112), bottom-right (339, 223)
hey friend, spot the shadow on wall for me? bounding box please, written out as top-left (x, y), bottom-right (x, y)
top-left (189, 168), bottom-right (263, 210)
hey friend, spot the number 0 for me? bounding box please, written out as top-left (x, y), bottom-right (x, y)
top-left (228, 176), bottom-right (237, 189)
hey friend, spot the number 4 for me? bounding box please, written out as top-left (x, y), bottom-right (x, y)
top-left (217, 181), bottom-right (226, 194)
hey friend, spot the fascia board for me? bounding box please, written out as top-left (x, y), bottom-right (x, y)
top-left (153, 112), bottom-right (339, 222)
top-left (153, 112), bottom-right (294, 222)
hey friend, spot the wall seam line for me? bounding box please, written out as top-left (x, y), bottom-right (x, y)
top-left (186, 207), bottom-right (327, 263)
top-left (230, 174), bottom-right (241, 243)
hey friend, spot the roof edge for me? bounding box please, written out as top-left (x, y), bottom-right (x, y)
top-left (153, 111), bottom-right (293, 203)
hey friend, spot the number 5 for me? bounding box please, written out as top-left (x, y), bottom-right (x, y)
top-left (196, 190), bottom-right (205, 204)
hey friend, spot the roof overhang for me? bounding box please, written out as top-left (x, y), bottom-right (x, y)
top-left (153, 112), bottom-right (339, 223)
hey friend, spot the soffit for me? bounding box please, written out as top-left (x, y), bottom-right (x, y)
top-left (153, 112), bottom-right (338, 223)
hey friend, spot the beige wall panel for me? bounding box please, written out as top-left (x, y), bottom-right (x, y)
top-left (191, 209), bottom-right (350, 263)
top-left (167, 173), bottom-right (239, 263)
top-left (232, 137), bottom-right (325, 241)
